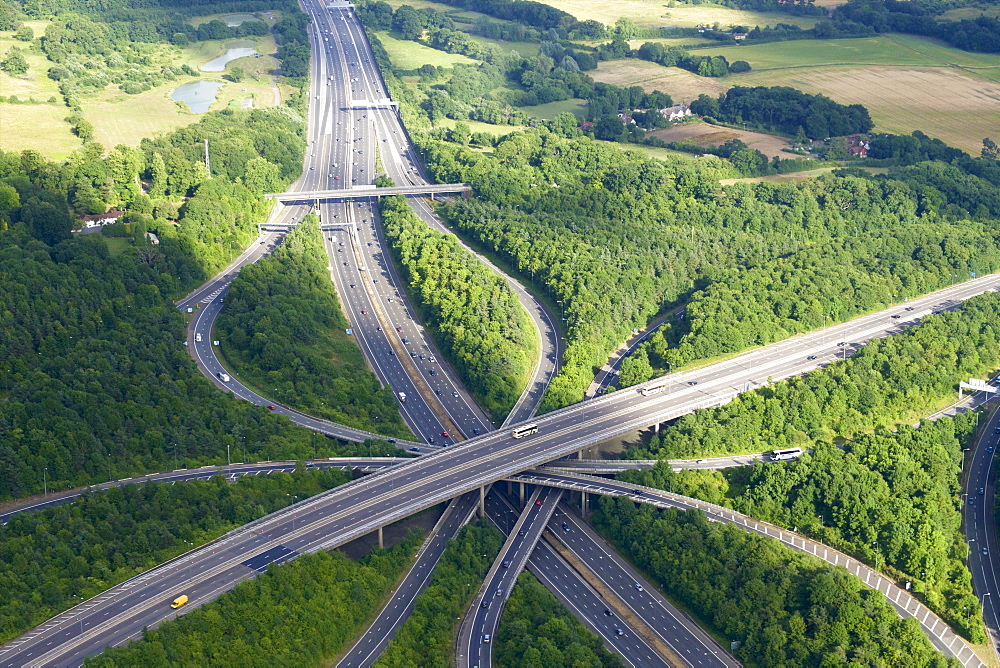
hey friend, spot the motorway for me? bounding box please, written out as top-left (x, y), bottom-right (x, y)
top-left (337, 491), bottom-right (479, 668)
top-left (482, 491), bottom-right (670, 667)
top-left (551, 504), bottom-right (737, 668)
top-left (964, 404), bottom-right (1000, 651)
top-left (459, 487), bottom-right (562, 667)
top-left (4, 271), bottom-right (998, 665)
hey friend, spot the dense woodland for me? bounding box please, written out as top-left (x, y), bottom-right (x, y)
top-left (627, 293), bottom-right (1000, 638)
top-left (0, 469), bottom-right (347, 645)
top-left (86, 530), bottom-right (423, 667)
top-left (417, 126), bottom-right (999, 409)
top-left (379, 195), bottom-right (534, 422)
top-left (496, 572), bottom-right (622, 667)
top-left (216, 218), bottom-right (410, 437)
top-left (593, 501), bottom-right (956, 666)
top-left (376, 522), bottom-right (503, 666)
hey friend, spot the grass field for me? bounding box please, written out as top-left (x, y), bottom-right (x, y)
top-left (0, 22), bottom-right (82, 157)
top-left (543, 0), bottom-right (818, 30)
top-left (436, 117), bottom-right (519, 136)
top-left (375, 31), bottom-right (477, 69)
top-left (591, 59), bottom-right (731, 104)
top-left (87, 86), bottom-right (202, 149)
top-left (595, 34), bottom-right (1000, 155)
top-left (467, 35), bottom-right (538, 57)
top-left (520, 98), bottom-right (587, 120)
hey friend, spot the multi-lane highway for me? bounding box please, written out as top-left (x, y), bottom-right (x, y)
top-left (550, 503), bottom-right (736, 667)
top-left (458, 487), bottom-right (562, 667)
top-left (337, 491), bottom-right (479, 668)
top-left (482, 491), bottom-right (670, 667)
top-left (4, 270), bottom-right (998, 666)
top-left (964, 406), bottom-right (1000, 649)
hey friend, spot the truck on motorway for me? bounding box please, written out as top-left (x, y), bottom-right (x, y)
top-left (639, 382), bottom-right (667, 397)
top-left (398, 392), bottom-right (406, 403)
top-left (217, 372), bottom-right (231, 383)
top-left (195, 332), bottom-right (202, 342)
top-left (170, 595), bottom-right (188, 609)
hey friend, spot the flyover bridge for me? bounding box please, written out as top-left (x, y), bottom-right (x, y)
top-left (263, 183), bottom-right (470, 203)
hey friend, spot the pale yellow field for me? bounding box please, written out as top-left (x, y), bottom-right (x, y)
top-left (375, 31), bottom-right (476, 69)
top-left (591, 59), bottom-right (730, 105)
top-left (87, 86), bottom-right (203, 149)
top-left (739, 66), bottom-right (1000, 155)
top-left (593, 55), bottom-right (1000, 155)
top-left (543, 0), bottom-right (818, 30)
top-left (0, 103), bottom-right (80, 157)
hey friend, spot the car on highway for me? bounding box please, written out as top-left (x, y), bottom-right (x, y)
top-left (350, 284), bottom-right (355, 288)
top-left (360, 310), bottom-right (367, 315)
top-left (441, 431), bottom-right (450, 438)
top-left (604, 609), bottom-right (613, 616)
top-left (535, 500), bottom-right (543, 506)
top-left (495, 588), bottom-right (503, 597)
top-left (429, 369), bottom-right (436, 375)
top-left (517, 529), bottom-right (526, 536)
top-left (267, 405), bottom-right (276, 410)
top-left (428, 437), bottom-right (435, 444)
top-left (634, 583), bottom-right (644, 592)
top-left (452, 391), bottom-right (459, 398)
top-left (480, 601), bottom-right (489, 609)
top-left (988, 446), bottom-right (994, 453)
top-left (807, 355), bottom-right (817, 360)
top-left (891, 314), bottom-right (901, 319)
top-left (984, 547), bottom-right (989, 556)
top-left (501, 560), bottom-right (511, 568)
top-left (396, 326), bottom-right (403, 332)
top-left (409, 447), bottom-right (420, 452)
top-left (688, 381), bottom-right (698, 386)
top-left (614, 628), bottom-right (625, 636)
top-left (482, 634), bottom-right (491, 643)
top-left (473, 428), bottom-right (479, 435)
top-left (562, 522), bottom-right (570, 531)
top-left (435, 389), bottom-right (442, 395)
top-left (979, 487), bottom-right (986, 495)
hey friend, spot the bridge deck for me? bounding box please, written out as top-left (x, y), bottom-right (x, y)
top-left (264, 184), bottom-right (470, 202)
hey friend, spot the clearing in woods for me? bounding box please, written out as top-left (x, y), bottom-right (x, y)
top-left (649, 123), bottom-right (792, 159)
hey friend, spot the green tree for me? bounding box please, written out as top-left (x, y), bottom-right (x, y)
top-left (1, 47), bottom-right (28, 76)
top-left (13, 25), bottom-right (32, 41)
top-left (228, 65), bottom-right (245, 83)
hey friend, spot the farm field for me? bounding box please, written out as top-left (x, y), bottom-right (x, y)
top-left (591, 59), bottom-right (731, 104)
top-left (649, 122), bottom-right (794, 159)
top-left (467, 35), bottom-right (538, 57)
top-left (375, 31), bottom-right (477, 69)
top-left (702, 35), bottom-right (1000, 73)
top-left (543, 0), bottom-right (818, 30)
top-left (595, 35), bottom-right (1000, 155)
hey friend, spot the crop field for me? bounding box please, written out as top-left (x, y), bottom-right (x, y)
top-left (596, 35), bottom-right (1000, 155)
top-left (543, 0), bottom-right (818, 30)
top-left (375, 31), bottom-right (477, 69)
top-left (592, 59), bottom-right (731, 104)
top-left (649, 122), bottom-right (793, 158)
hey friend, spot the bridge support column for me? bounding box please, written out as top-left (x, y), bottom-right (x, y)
top-left (478, 486), bottom-right (485, 518)
top-left (378, 526), bottom-right (384, 550)
top-left (582, 491), bottom-right (588, 518)
top-left (519, 482), bottom-right (525, 508)
top-left (654, 422), bottom-right (660, 434)
top-left (578, 448), bottom-right (586, 460)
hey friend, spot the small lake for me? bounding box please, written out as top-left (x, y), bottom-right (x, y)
top-left (201, 42), bottom-right (257, 72)
top-left (224, 14), bottom-right (257, 26)
top-left (171, 80), bottom-right (224, 114)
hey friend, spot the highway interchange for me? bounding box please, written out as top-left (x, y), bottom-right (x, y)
top-left (3, 0), bottom-right (1000, 665)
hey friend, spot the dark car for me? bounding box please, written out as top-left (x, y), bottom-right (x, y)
top-left (688, 381), bottom-right (698, 386)
top-left (807, 355), bottom-right (817, 360)
top-left (614, 628), bottom-right (624, 636)
top-left (501, 560), bottom-right (511, 568)
top-left (473, 428), bottom-right (480, 435)
top-left (480, 601), bottom-right (489, 609)
top-left (604, 609), bottom-right (613, 616)
top-left (409, 447), bottom-right (420, 452)
top-left (517, 529), bottom-right (526, 536)
top-left (562, 523), bottom-right (570, 531)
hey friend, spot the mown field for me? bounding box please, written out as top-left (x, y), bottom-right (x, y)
top-left (595, 34), bottom-right (1000, 155)
top-left (545, 0), bottom-right (818, 30)
top-left (0, 21), bottom-right (80, 157)
top-left (375, 31), bottom-right (477, 69)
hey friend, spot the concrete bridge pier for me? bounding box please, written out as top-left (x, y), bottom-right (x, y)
top-left (378, 526), bottom-right (384, 549)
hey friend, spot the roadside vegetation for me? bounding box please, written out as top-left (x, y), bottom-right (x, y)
top-left (592, 500), bottom-right (955, 666)
top-left (85, 528), bottom-right (423, 667)
top-left (496, 571), bottom-right (623, 667)
top-left (0, 469), bottom-right (349, 646)
top-left (380, 194), bottom-right (535, 422)
top-left (625, 292), bottom-right (1000, 641)
top-left (375, 522), bottom-right (503, 666)
top-left (216, 218), bottom-right (412, 437)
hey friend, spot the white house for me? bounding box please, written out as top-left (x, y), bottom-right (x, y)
top-left (659, 105), bottom-right (692, 122)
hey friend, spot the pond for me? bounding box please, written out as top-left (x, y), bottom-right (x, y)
top-left (223, 14), bottom-right (258, 26)
top-left (201, 41), bottom-right (257, 72)
top-left (171, 80), bottom-right (225, 114)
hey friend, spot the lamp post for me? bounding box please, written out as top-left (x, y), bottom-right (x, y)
top-left (43, 467), bottom-right (47, 497)
top-left (107, 453), bottom-right (112, 483)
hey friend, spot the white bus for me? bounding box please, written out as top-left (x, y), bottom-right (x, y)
top-left (640, 382), bottom-right (667, 397)
top-left (511, 424), bottom-right (539, 439)
top-left (771, 447), bottom-right (803, 461)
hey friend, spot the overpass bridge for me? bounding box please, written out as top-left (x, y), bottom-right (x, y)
top-left (263, 183), bottom-right (470, 204)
